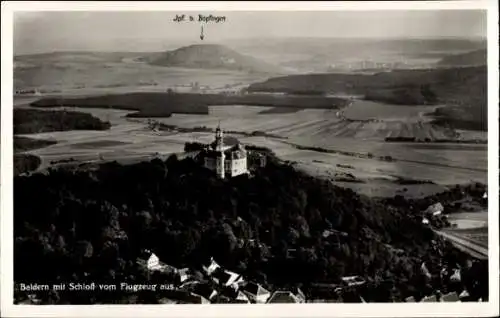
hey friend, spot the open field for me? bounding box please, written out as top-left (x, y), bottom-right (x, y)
top-left (15, 53), bottom-right (269, 95)
top-left (435, 230), bottom-right (487, 260)
top-left (439, 211), bottom-right (488, 256)
top-left (247, 66), bottom-right (487, 131)
top-left (13, 47), bottom-right (487, 198)
top-left (17, 98), bottom-right (486, 197)
top-left (448, 211), bottom-right (488, 229)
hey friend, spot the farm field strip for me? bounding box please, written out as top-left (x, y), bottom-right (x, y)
top-left (434, 230), bottom-right (488, 259)
top-left (272, 119), bottom-right (334, 135)
top-left (277, 144), bottom-right (486, 184)
top-left (449, 232), bottom-right (488, 249)
top-left (265, 118), bottom-right (328, 134)
top-left (16, 96), bottom-right (487, 196)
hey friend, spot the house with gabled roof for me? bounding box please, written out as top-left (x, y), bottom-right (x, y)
top-left (188, 282), bottom-right (218, 302)
top-left (241, 282), bottom-right (271, 304)
top-left (441, 292), bottom-right (460, 302)
top-left (266, 291), bottom-right (304, 303)
top-left (421, 295), bottom-right (437, 302)
top-left (405, 296), bottom-right (416, 302)
top-left (235, 290), bottom-right (251, 303)
top-left (202, 257), bottom-right (221, 276)
top-left (210, 267), bottom-right (245, 287)
top-left (137, 250), bottom-right (179, 275)
top-left (176, 268), bottom-right (191, 285)
top-left (424, 202), bottom-right (444, 217)
top-left (290, 286), bottom-right (306, 303)
top-left (159, 289), bottom-right (210, 304)
top-left (210, 267), bottom-right (231, 285)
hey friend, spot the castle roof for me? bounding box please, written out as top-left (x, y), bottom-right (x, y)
top-left (210, 136), bottom-right (240, 150)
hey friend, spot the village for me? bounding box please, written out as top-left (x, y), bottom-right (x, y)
top-left (134, 245), bottom-right (480, 304)
top-left (14, 124), bottom-right (488, 305)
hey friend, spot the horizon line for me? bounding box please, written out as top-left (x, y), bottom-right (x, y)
top-left (14, 35), bottom-right (487, 56)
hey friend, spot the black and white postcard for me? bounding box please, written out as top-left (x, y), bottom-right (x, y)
top-left (1, 1), bottom-right (498, 317)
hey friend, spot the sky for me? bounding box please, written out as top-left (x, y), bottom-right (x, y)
top-left (14, 10), bottom-right (487, 54)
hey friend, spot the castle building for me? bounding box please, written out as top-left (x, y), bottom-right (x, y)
top-left (203, 124), bottom-right (248, 179)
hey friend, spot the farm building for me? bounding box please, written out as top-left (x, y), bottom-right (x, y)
top-left (266, 291), bottom-right (304, 303)
top-left (202, 124), bottom-right (248, 179)
top-left (424, 202), bottom-right (444, 216)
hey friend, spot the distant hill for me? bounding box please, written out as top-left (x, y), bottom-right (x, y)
top-left (141, 44), bottom-right (284, 74)
top-left (437, 49), bottom-right (487, 66)
top-left (14, 51), bottom-right (145, 65)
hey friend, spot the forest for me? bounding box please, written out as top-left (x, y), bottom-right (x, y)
top-left (247, 66), bottom-right (487, 131)
top-left (13, 154), bottom-right (488, 304)
top-left (30, 92), bottom-right (348, 118)
top-left (14, 154), bottom-right (42, 176)
top-left (14, 108), bottom-right (111, 134)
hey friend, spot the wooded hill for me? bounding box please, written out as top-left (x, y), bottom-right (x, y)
top-left (14, 154), bottom-right (488, 304)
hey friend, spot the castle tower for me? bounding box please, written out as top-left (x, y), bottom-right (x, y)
top-left (215, 122), bottom-right (225, 179)
top-left (215, 122), bottom-right (224, 151)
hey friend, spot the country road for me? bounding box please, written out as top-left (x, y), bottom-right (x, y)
top-left (434, 229), bottom-right (488, 260)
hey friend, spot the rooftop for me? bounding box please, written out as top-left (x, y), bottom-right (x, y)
top-left (267, 291), bottom-right (303, 303)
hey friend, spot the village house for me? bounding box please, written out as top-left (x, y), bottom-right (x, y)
top-left (215, 287), bottom-right (251, 304)
top-left (182, 281), bottom-right (218, 302)
top-left (424, 202), bottom-right (444, 217)
top-left (405, 296), bottom-right (416, 302)
top-left (266, 291), bottom-right (305, 303)
top-left (241, 282), bottom-right (271, 304)
top-left (441, 292), bottom-right (460, 302)
top-left (421, 295), bottom-right (437, 302)
top-left (137, 251), bottom-right (194, 286)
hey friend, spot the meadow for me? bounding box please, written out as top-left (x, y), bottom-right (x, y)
top-left (13, 47), bottom-right (487, 198)
top-left (17, 101), bottom-right (486, 197)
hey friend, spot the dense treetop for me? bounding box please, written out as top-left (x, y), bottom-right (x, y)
top-left (14, 154), bottom-right (487, 304)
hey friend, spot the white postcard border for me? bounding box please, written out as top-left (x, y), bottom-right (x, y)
top-left (1, 1), bottom-right (498, 317)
